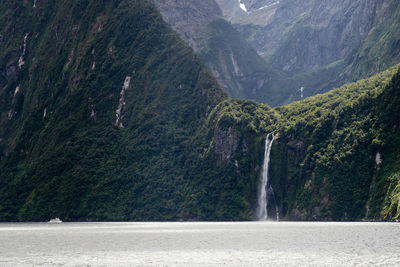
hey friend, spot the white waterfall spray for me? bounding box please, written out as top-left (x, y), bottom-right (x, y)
top-left (256, 133), bottom-right (278, 221)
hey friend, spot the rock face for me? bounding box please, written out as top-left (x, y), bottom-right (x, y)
top-left (152, 0), bottom-right (280, 100)
top-left (348, 0), bottom-right (400, 81)
top-left (214, 126), bottom-right (239, 164)
top-left (154, 0), bottom-right (400, 106)
top-left (151, 0), bottom-right (222, 51)
top-left (216, 0), bottom-right (279, 21)
top-left (229, 0), bottom-right (376, 64)
top-left (213, 0), bottom-right (247, 19)
top-left (216, 0), bottom-right (400, 104)
top-left (266, 0), bottom-right (381, 72)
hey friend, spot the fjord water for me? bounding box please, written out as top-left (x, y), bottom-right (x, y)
top-left (1, 222), bottom-right (399, 266)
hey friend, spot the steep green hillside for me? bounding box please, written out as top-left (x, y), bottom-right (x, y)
top-left (371, 67), bottom-right (400, 220)
top-left (0, 0), bottom-right (227, 221)
top-left (1, 0), bottom-right (399, 222)
top-left (272, 66), bottom-right (400, 220)
top-left (207, 65), bottom-right (400, 221)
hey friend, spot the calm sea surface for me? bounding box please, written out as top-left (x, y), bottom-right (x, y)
top-left (0, 221), bottom-right (399, 266)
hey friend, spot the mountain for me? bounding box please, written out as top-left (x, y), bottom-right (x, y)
top-left (207, 65), bottom-right (400, 221)
top-left (0, 0), bottom-right (399, 222)
top-left (152, 0), bottom-right (287, 102)
top-left (216, 0), bottom-right (400, 105)
top-left (0, 0), bottom-right (227, 221)
top-left (273, 65), bottom-right (400, 220)
top-left (150, 0), bottom-right (222, 52)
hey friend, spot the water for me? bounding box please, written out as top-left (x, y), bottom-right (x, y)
top-left (1, 222), bottom-right (399, 266)
top-left (256, 133), bottom-right (278, 220)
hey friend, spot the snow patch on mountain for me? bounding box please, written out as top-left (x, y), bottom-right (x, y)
top-left (255, 1), bottom-right (280, 12)
top-left (238, 0), bottom-right (248, 12)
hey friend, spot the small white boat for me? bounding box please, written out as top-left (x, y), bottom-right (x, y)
top-left (48, 217), bottom-right (63, 224)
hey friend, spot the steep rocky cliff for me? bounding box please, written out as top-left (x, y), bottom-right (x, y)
top-left (216, 0), bottom-right (400, 105)
top-left (216, 0), bottom-right (280, 25)
top-left (347, 0), bottom-right (400, 82)
top-left (154, 0), bottom-right (400, 106)
top-left (151, 0), bottom-right (222, 51)
top-left (152, 0), bottom-right (284, 100)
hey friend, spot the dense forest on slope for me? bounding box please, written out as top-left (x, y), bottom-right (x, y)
top-left (0, 0), bottom-right (227, 221)
top-left (208, 65), bottom-right (400, 221)
top-left (273, 66), bottom-right (400, 220)
top-left (0, 0), bottom-right (399, 222)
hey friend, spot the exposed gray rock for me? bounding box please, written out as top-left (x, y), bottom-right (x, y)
top-left (152, 0), bottom-right (277, 100)
top-left (152, 0), bottom-right (222, 51)
top-left (216, 0), bottom-right (400, 104)
top-left (214, 126), bottom-right (239, 164)
top-left (311, 207), bottom-right (321, 219)
top-left (289, 202), bottom-right (307, 220)
top-left (222, 0), bottom-right (379, 70)
top-left (287, 139), bottom-right (305, 165)
top-left (214, 0), bottom-right (247, 19)
top-left (216, 0), bottom-right (279, 19)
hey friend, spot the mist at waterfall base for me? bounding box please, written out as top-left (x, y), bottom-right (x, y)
top-left (256, 133), bottom-right (279, 221)
top-left (1, 222), bottom-right (399, 266)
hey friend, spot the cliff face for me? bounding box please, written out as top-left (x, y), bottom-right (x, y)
top-left (268, 0), bottom-right (376, 72)
top-left (154, 0), bottom-right (400, 106)
top-left (348, 0), bottom-right (400, 82)
top-left (151, 0), bottom-right (222, 51)
top-left (216, 0), bottom-right (400, 105)
top-left (230, 0), bottom-right (377, 67)
top-left (152, 0), bottom-right (282, 100)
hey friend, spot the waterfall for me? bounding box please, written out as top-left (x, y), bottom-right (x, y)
top-left (256, 133), bottom-right (278, 221)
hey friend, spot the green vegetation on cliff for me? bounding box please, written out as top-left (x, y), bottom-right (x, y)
top-left (209, 65), bottom-right (400, 221)
top-left (273, 66), bottom-right (400, 220)
top-left (0, 0), bottom-right (227, 221)
top-left (0, 0), bottom-right (399, 222)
